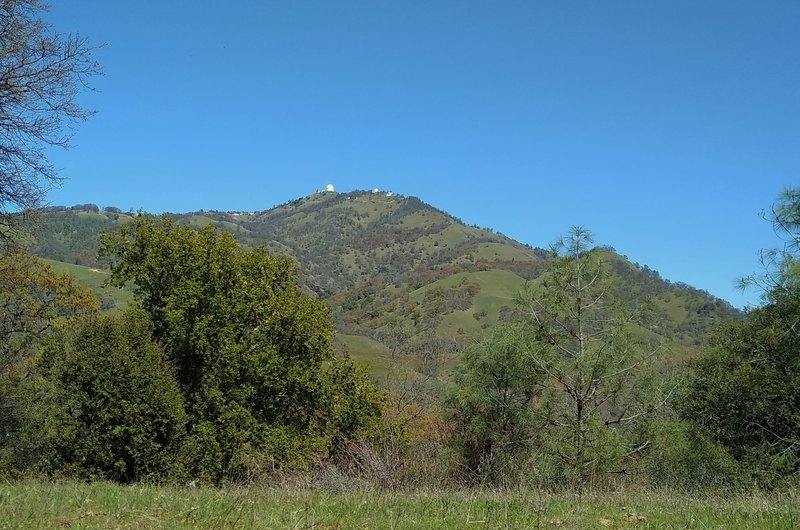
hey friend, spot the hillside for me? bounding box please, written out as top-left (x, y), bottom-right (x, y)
top-left (30, 192), bottom-right (742, 372)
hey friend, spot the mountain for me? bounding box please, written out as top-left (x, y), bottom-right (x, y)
top-left (30, 191), bottom-right (742, 371)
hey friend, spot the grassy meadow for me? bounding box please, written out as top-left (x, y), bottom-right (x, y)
top-left (42, 259), bottom-right (134, 313)
top-left (1, 481), bottom-right (798, 529)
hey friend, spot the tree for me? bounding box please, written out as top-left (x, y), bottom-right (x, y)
top-left (378, 316), bottom-right (413, 359)
top-left (447, 227), bottom-right (661, 490)
top-left (0, 249), bottom-right (97, 365)
top-left (516, 226), bottom-right (659, 493)
top-left (33, 309), bottom-right (187, 482)
top-left (738, 188), bottom-right (800, 300)
top-left (679, 297), bottom-right (800, 485)
top-left (447, 323), bottom-right (543, 484)
top-left (0, 250), bottom-right (96, 472)
top-left (0, 0), bottom-right (100, 246)
top-left (99, 216), bottom-right (383, 482)
top-left (681, 189), bottom-right (800, 485)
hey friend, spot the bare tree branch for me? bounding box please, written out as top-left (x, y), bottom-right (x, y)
top-left (0, 0), bottom-right (101, 248)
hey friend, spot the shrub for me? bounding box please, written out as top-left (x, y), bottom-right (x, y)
top-left (642, 416), bottom-right (744, 491)
top-left (34, 309), bottom-right (186, 482)
top-left (679, 292), bottom-right (800, 487)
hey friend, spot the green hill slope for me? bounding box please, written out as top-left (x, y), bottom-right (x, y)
top-left (42, 259), bottom-right (134, 312)
top-left (29, 192), bottom-right (742, 379)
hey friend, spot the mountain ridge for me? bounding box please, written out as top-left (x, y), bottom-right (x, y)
top-left (29, 190), bottom-right (742, 361)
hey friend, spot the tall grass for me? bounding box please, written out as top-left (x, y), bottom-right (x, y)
top-left (1, 480), bottom-right (798, 529)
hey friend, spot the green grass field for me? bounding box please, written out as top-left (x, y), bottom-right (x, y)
top-left (334, 333), bottom-right (426, 383)
top-left (43, 259), bottom-right (134, 312)
top-left (1, 481), bottom-right (797, 529)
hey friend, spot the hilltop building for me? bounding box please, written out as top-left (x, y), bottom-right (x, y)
top-left (313, 183), bottom-right (337, 195)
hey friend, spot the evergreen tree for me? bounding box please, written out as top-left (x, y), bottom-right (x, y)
top-left (517, 226), bottom-right (659, 493)
top-left (35, 310), bottom-right (186, 482)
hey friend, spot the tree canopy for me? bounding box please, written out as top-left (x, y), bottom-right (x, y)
top-left (36, 309), bottom-right (186, 482)
top-left (449, 227), bottom-right (661, 491)
top-left (0, 250), bottom-right (97, 472)
top-left (682, 188), bottom-right (800, 486)
top-left (99, 215), bottom-right (384, 482)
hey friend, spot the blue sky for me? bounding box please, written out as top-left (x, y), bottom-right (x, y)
top-left (44, 1), bottom-right (798, 309)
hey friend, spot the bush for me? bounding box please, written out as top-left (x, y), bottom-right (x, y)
top-left (98, 216), bottom-right (385, 483)
top-left (0, 251), bottom-right (98, 477)
top-left (643, 416), bottom-right (744, 491)
top-left (679, 292), bottom-right (800, 487)
top-left (446, 324), bottom-right (542, 485)
top-left (34, 309), bottom-right (186, 482)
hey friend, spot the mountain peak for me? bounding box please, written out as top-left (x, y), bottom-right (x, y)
top-left (32, 196), bottom-right (741, 354)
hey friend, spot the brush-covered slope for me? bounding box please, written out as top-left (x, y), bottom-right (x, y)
top-left (30, 192), bottom-right (741, 365)
top-left (218, 190), bottom-right (549, 297)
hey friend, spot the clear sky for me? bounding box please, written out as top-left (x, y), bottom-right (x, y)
top-left (44, 1), bottom-right (798, 309)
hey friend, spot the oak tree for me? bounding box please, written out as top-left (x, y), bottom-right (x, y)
top-left (99, 216), bottom-right (383, 482)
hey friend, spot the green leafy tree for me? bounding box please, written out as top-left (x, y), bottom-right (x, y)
top-left (642, 413), bottom-right (743, 490)
top-left (1, 250), bottom-right (97, 371)
top-left (323, 357), bottom-right (386, 456)
top-left (679, 298), bottom-right (800, 485)
top-left (447, 323), bottom-right (543, 484)
top-left (682, 188), bottom-right (800, 485)
top-left (33, 309), bottom-right (186, 482)
top-left (99, 215), bottom-right (383, 482)
top-left (0, 251), bottom-right (97, 474)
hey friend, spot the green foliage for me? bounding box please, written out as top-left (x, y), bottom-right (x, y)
top-left (643, 415), bottom-right (744, 491)
top-left (323, 357), bottom-right (387, 455)
top-left (0, 251), bottom-right (98, 361)
top-left (0, 251), bottom-right (98, 475)
top-left (447, 323), bottom-right (542, 484)
top-left (770, 187), bottom-right (800, 289)
top-left (34, 309), bottom-right (186, 482)
top-left (679, 294), bottom-right (800, 486)
top-left (32, 209), bottom-right (123, 266)
top-left (98, 215), bottom-right (384, 482)
top-left (514, 226), bottom-right (660, 491)
top-left (680, 189), bottom-right (800, 487)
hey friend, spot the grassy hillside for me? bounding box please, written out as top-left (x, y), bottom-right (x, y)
top-left (409, 269), bottom-right (525, 336)
top-left (29, 193), bottom-right (742, 375)
top-left (43, 259), bottom-right (134, 312)
top-left (32, 207), bottom-right (130, 266)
